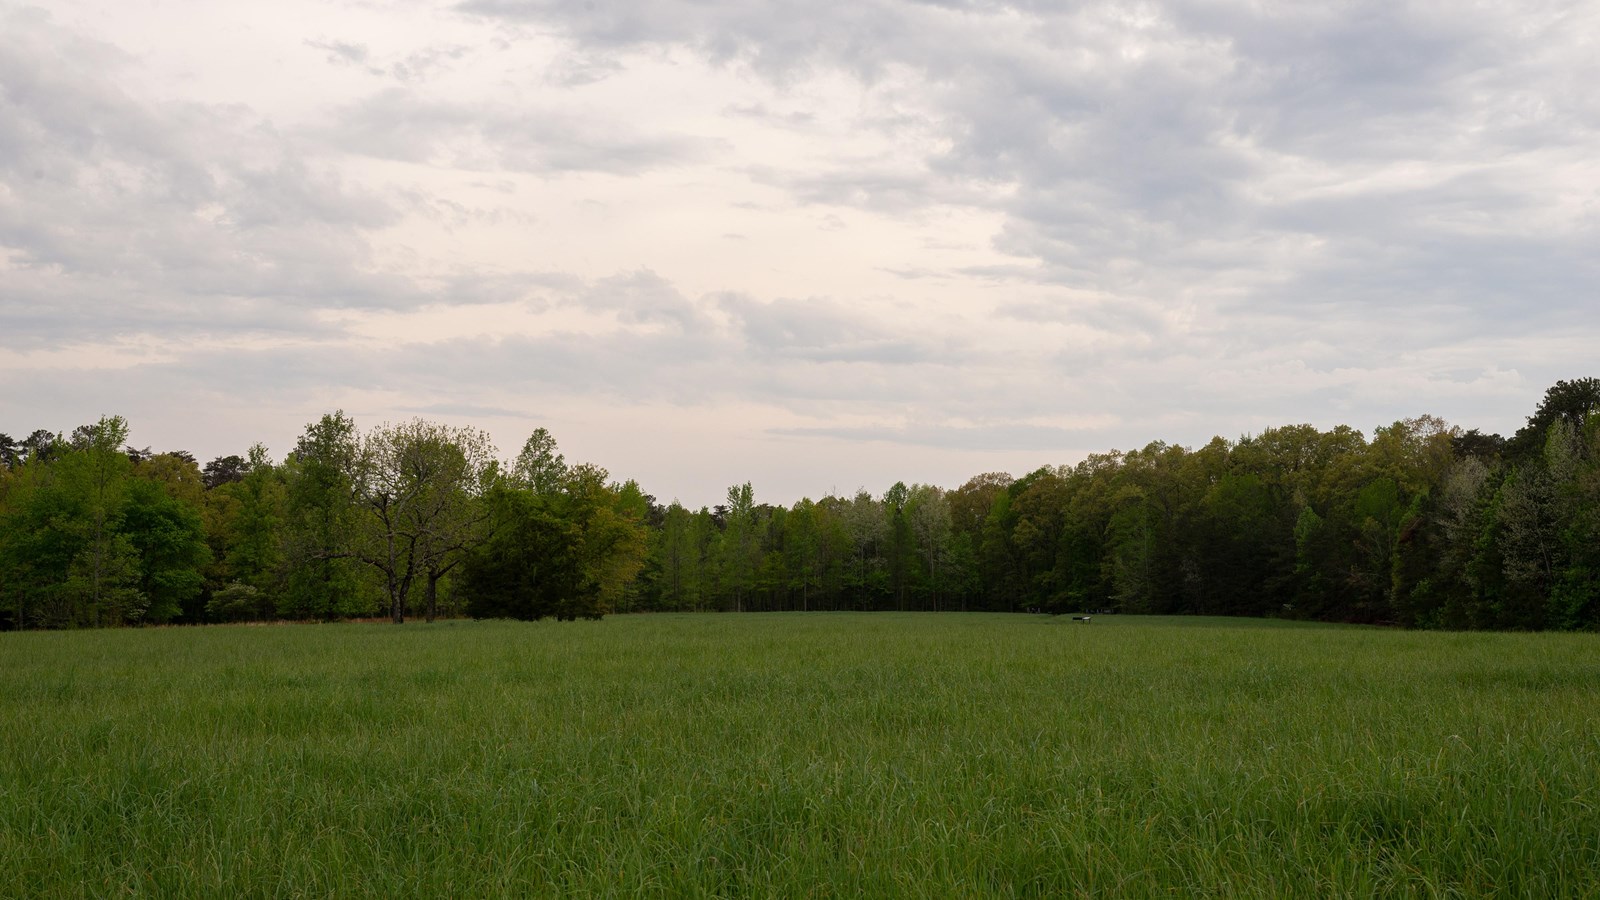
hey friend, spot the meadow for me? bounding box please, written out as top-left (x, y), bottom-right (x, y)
top-left (2, 613), bottom-right (1598, 898)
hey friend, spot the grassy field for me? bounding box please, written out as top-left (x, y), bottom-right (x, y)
top-left (2, 613), bottom-right (1598, 897)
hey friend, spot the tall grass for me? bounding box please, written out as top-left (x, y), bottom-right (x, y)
top-left (2, 614), bottom-right (1598, 896)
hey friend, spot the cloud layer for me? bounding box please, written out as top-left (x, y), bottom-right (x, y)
top-left (3, 0), bottom-right (1597, 505)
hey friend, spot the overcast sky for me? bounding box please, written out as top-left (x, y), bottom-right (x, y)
top-left (3, 0), bottom-right (1597, 507)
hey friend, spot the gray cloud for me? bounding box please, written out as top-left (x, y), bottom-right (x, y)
top-left (6, 0), bottom-right (1598, 504)
top-left (390, 44), bottom-right (475, 83)
top-left (43, 264), bottom-right (987, 420)
top-left (750, 166), bottom-right (996, 215)
top-left (320, 88), bottom-right (717, 175)
top-left (455, 0), bottom-right (918, 80)
top-left (770, 422), bottom-right (1101, 454)
top-left (720, 294), bottom-right (946, 365)
top-left (582, 270), bottom-right (708, 330)
top-left (544, 50), bottom-right (624, 87)
top-left (394, 401), bottom-right (535, 419)
top-left (307, 37), bottom-right (473, 83)
top-left (456, 0), bottom-right (1600, 339)
top-left (0, 11), bottom-right (452, 348)
top-left (306, 38), bottom-right (371, 67)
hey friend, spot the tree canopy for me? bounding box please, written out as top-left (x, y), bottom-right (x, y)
top-left (3, 380), bottom-right (1598, 631)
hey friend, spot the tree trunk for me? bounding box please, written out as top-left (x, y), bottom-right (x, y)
top-left (390, 571), bottom-right (406, 624)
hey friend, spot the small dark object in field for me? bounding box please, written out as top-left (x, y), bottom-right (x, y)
top-left (1071, 615), bottom-right (1091, 623)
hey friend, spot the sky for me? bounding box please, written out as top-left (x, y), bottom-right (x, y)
top-left (3, 0), bottom-right (1598, 508)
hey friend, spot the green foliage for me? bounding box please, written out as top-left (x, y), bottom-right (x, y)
top-left (350, 418), bottom-right (499, 623)
top-left (279, 412), bottom-right (365, 621)
top-left (0, 417), bottom-right (209, 628)
top-left (1508, 377), bottom-right (1600, 462)
top-left (510, 427), bottom-right (566, 495)
top-left (650, 502), bottom-right (712, 610)
top-left (223, 444), bottom-right (286, 595)
top-left (461, 446), bottom-right (648, 622)
top-left (205, 581), bottom-right (265, 623)
top-left (6, 375), bottom-right (1600, 631)
top-left (461, 487), bottom-right (598, 621)
top-left (122, 476), bottom-right (209, 623)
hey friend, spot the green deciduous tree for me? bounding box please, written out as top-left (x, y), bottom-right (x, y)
top-left (719, 482), bottom-right (759, 612)
top-left (461, 486), bottom-right (592, 620)
top-left (122, 476), bottom-right (210, 623)
top-left (281, 412), bottom-right (365, 620)
top-left (840, 489), bottom-right (886, 610)
top-left (905, 485), bottom-right (952, 611)
top-left (350, 419), bottom-right (498, 624)
top-left (512, 427), bottom-right (567, 495)
top-left (0, 417), bottom-right (207, 628)
top-left (53, 417), bottom-right (144, 627)
top-left (652, 502), bottom-right (708, 610)
top-left (228, 444), bottom-right (287, 598)
top-left (1508, 378), bottom-right (1600, 462)
top-left (461, 445), bottom-right (647, 622)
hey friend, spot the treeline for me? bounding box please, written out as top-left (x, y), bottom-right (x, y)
top-left (2, 379), bottom-right (1597, 630)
